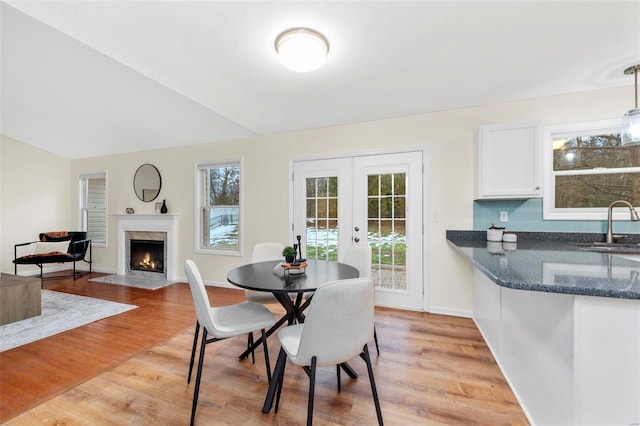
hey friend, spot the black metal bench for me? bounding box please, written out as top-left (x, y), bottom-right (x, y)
top-left (13, 232), bottom-right (92, 280)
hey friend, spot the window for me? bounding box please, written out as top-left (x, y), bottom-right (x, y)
top-left (195, 160), bottom-right (241, 254)
top-left (543, 119), bottom-right (640, 220)
top-left (79, 172), bottom-right (107, 246)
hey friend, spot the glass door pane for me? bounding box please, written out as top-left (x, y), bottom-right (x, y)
top-left (305, 176), bottom-right (339, 261)
top-left (367, 173), bottom-right (407, 290)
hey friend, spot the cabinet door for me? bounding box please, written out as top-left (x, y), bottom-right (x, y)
top-left (472, 267), bottom-right (502, 357)
top-left (476, 122), bottom-right (541, 199)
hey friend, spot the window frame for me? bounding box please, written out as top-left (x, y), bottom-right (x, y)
top-left (194, 159), bottom-right (243, 256)
top-left (78, 171), bottom-right (107, 247)
top-left (543, 118), bottom-right (640, 220)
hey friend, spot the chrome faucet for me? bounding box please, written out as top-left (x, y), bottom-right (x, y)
top-left (606, 200), bottom-right (640, 243)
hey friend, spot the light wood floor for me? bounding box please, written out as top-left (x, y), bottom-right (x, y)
top-left (0, 272), bottom-right (528, 425)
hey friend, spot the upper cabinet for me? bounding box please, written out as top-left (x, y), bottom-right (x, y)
top-left (475, 122), bottom-right (541, 199)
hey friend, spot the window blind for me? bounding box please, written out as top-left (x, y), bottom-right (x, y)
top-left (80, 174), bottom-right (107, 246)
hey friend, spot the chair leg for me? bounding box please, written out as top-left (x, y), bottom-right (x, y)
top-left (188, 322), bottom-right (200, 384)
top-left (261, 329), bottom-right (271, 382)
top-left (336, 364), bottom-right (341, 393)
top-left (239, 313), bottom-right (288, 360)
top-left (374, 325), bottom-right (380, 355)
top-left (361, 344), bottom-right (383, 426)
top-left (190, 328), bottom-right (208, 426)
top-left (274, 354), bottom-right (287, 413)
top-left (248, 332), bottom-right (255, 364)
top-left (307, 356), bottom-right (317, 426)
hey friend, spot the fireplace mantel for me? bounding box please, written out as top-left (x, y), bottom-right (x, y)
top-left (115, 214), bottom-right (179, 281)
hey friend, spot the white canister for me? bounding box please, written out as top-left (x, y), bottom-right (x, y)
top-left (487, 229), bottom-right (504, 241)
top-left (502, 232), bottom-right (517, 243)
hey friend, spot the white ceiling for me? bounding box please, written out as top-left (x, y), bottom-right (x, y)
top-left (1, 1), bottom-right (639, 159)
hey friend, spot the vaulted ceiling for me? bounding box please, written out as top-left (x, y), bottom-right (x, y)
top-left (2, 1), bottom-right (639, 159)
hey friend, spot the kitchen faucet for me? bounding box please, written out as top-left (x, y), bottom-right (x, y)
top-left (606, 200), bottom-right (640, 243)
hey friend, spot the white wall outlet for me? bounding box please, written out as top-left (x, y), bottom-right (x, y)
top-left (500, 211), bottom-right (508, 222)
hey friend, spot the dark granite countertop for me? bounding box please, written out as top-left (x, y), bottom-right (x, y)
top-left (447, 230), bottom-right (640, 300)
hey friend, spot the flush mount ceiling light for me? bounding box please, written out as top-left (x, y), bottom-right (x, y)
top-left (275, 27), bottom-right (329, 72)
top-left (621, 64), bottom-right (640, 145)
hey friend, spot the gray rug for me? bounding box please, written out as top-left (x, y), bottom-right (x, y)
top-left (0, 290), bottom-right (137, 352)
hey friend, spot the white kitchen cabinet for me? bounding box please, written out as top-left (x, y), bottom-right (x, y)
top-left (475, 122), bottom-right (541, 199)
top-left (472, 268), bottom-right (640, 426)
top-left (472, 267), bottom-right (501, 355)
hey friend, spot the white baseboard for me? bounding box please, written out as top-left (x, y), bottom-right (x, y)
top-left (428, 306), bottom-right (472, 318)
top-left (202, 280), bottom-right (237, 289)
top-left (89, 266), bottom-right (116, 274)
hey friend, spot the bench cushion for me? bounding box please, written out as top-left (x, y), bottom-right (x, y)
top-left (39, 232), bottom-right (71, 242)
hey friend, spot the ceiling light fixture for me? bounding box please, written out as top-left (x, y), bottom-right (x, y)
top-left (621, 64), bottom-right (640, 145)
top-left (275, 28), bottom-right (329, 73)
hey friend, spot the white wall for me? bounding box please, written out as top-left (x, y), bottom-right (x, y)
top-left (1, 135), bottom-right (72, 274)
top-left (1, 85), bottom-right (629, 315)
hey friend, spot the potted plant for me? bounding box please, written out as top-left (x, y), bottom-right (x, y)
top-left (282, 246), bottom-right (296, 263)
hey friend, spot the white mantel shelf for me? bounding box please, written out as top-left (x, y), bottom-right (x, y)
top-left (114, 214), bottom-right (181, 218)
top-left (115, 214), bottom-right (179, 281)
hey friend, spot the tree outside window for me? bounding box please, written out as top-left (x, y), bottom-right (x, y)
top-left (544, 119), bottom-right (640, 220)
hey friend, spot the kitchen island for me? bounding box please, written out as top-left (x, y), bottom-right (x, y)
top-left (447, 231), bottom-right (639, 426)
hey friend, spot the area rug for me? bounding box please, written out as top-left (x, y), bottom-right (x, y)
top-left (0, 290), bottom-right (137, 352)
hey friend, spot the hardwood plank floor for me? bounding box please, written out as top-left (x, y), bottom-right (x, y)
top-left (0, 272), bottom-right (528, 425)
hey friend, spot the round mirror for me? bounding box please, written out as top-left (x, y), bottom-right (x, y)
top-left (133, 164), bottom-right (162, 202)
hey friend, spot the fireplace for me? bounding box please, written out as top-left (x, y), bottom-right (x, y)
top-left (116, 214), bottom-right (178, 281)
top-left (124, 230), bottom-right (166, 278)
top-left (130, 239), bottom-right (164, 273)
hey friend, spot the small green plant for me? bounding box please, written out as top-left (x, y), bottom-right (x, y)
top-left (282, 246), bottom-right (296, 257)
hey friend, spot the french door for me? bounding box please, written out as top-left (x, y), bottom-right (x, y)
top-left (292, 151), bottom-right (425, 311)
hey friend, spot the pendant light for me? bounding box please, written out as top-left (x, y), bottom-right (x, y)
top-left (275, 28), bottom-right (329, 73)
top-left (621, 64), bottom-right (640, 145)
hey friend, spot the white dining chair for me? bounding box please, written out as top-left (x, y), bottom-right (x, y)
top-left (342, 245), bottom-right (380, 355)
top-left (184, 259), bottom-right (276, 426)
top-left (245, 242), bottom-right (285, 304)
top-left (269, 278), bottom-right (383, 426)
top-left (188, 242), bottom-right (286, 377)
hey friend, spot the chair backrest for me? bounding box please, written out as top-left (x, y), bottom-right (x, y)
top-left (252, 243), bottom-right (285, 263)
top-left (341, 245), bottom-right (372, 278)
top-left (184, 259), bottom-right (217, 334)
top-left (39, 231), bottom-right (89, 257)
top-left (68, 232), bottom-right (89, 257)
top-left (296, 278), bottom-right (374, 366)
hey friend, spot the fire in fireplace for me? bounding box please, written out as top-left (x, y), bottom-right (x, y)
top-left (130, 239), bottom-right (164, 273)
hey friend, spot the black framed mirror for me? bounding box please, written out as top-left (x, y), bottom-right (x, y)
top-left (133, 164), bottom-right (162, 202)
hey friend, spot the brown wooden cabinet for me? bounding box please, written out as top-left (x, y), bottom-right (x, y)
top-left (0, 273), bottom-right (41, 325)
